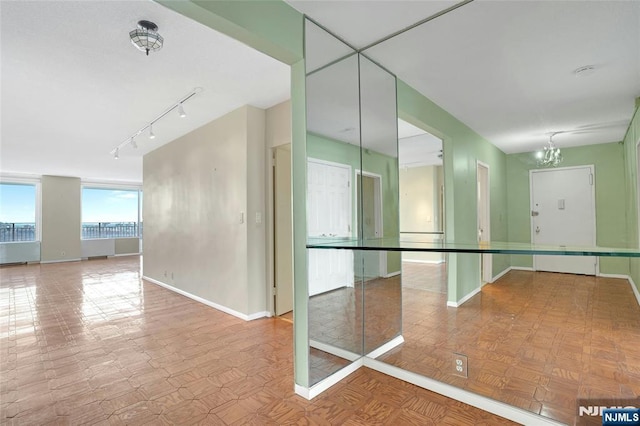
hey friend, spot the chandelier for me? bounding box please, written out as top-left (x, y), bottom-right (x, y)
top-left (129, 20), bottom-right (164, 56)
top-left (537, 132), bottom-right (563, 167)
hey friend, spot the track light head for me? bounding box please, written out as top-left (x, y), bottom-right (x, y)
top-left (149, 124), bottom-right (156, 140)
top-left (114, 149), bottom-right (119, 160)
top-left (178, 104), bottom-right (186, 118)
top-left (131, 138), bottom-right (138, 149)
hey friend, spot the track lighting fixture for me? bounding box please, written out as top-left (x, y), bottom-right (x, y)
top-left (109, 87), bottom-right (202, 157)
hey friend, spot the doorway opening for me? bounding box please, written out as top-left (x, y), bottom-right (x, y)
top-left (398, 119), bottom-right (446, 293)
top-left (477, 161), bottom-right (491, 283)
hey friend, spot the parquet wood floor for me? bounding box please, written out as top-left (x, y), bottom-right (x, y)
top-left (380, 263), bottom-right (640, 425)
top-left (0, 256), bottom-right (515, 425)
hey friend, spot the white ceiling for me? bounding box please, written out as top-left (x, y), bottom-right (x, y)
top-left (0, 1), bottom-right (290, 183)
top-left (289, 0), bottom-right (640, 154)
top-left (3, 1), bottom-right (639, 184)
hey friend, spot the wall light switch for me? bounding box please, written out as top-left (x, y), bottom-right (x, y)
top-left (239, 212), bottom-right (244, 224)
top-left (256, 212), bottom-right (262, 224)
top-left (558, 199), bottom-right (565, 210)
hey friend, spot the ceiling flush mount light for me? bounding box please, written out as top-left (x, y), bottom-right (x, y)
top-left (537, 132), bottom-right (563, 167)
top-left (129, 20), bottom-right (163, 56)
top-left (109, 87), bottom-right (203, 157)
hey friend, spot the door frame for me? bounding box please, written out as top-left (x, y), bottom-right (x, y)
top-left (529, 164), bottom-right (598, 274)
top-left (636, 137), bottom-right (640, 249)
top-left (476, 161), bottom-right (491, 283)
top-left (355, 169), bottom-right (386, 277)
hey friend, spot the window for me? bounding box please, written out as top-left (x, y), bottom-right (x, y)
top-left (82, 187), bottom-right (142, 239)
top-left (0, 182), bottom-right (38, 242)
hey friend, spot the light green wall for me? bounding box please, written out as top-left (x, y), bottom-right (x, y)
top-left (623, 101), bottom-right (640, 291)
top-left (507, 142), bottom-right (629, 274)
top-left (291, 60), bottom-right (308, 388)
top-left (396, 81), bottom-right (510, 302)
top-left (155, 0), bottom-right (303, 64)
top-left (307, 133), bottom-right (401, 273)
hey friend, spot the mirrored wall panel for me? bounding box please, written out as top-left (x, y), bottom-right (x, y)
top-left (305, 19), bottom-right (363, 385)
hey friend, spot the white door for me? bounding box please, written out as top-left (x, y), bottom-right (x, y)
top-left (477, 162), bottom-right (491, 283)
top-left (531, 166), bottom-right (596, 275)
top-left (307, 158), bottom-right (354, 296)
top-left (274, 145), bottom-right (293, 316)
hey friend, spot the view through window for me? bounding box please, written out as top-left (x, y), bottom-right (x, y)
top-left (0, 182), bottom-right (37, 242)
top-left (82, 187), bottom-right (142, 239)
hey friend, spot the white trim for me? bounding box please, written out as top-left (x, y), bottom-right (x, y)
top-left (309, 340), bottom-right (360, 362)
top-left (629, 276), bottom-right (640, 307)
top-left (510, 266), bottom-right (534, 271)
top-left (476, 160), bottom-right (491, 283)
top-left (491, 267), bottom-right (512, 282)
top-left (446, 286), bottom-right (481, 308)
top-left (40, 258), bottom-right (81, 264)
top-left (383, 270), bottom-right (401, 278)
top-left (365, 335), bottom-right (404, 359)
top-left (363, 358), bottom-right (564, 426)
top-left (402, 259), bottom-right (446, 264)
top-left (530, 165), bottom-right (597, 275)
top-left (113, 252), bottom-right (141, 257)
top-left (355, 169), bottom-right (386, 277)
top-left (636, 136), bottom-right (640, 249)
top-left (597, 273), bottom-right (631, 279)
top-left (142, 275), bottom-right (269, 321)
top-left (81, 180), bottom-right (142, 190)
top-left (295, 359), bottom-right (363, 400)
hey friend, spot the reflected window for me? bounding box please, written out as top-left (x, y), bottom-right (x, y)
top-left (82, 187), bottom-right (142, 239)
top-left (0, 182), bottom-right (38, 242)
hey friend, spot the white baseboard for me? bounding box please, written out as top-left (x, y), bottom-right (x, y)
top-left (402, 259), bottom-right (446, 264)
top-left (294, 358), bottom-right (363, 400)
top-left (309, 340), bottom-right (360, 362)
top-left (142, 275), bottom-right (269, 322)
top-left (113, 252), bottom-right (141, 257)
top-left (491, 267), bottom-right (512, 282)
top-left (40, 258), bottom-right (82, 264)
top-left (366, 335), bottom-right (404, 359)
top-left (597, 272), bottom-right (629, 279)
top-left (363, 358), bottom-right (564, 426)
top-left (447, 286), bottom-right (481, 308)
top-left (383, 270), bottom-right (401, 278)
top-left (510, 266), bottom-right (534, 271)
top-left (629, 276), bottom-right (640, 308)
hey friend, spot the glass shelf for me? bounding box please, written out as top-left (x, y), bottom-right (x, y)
top-left (307, 237), bottom-right (640, 257)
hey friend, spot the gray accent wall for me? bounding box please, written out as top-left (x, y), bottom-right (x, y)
top-left (41, 176), bottom-right (81, 262)
top-left (143, 105), bottom-right (269, 317)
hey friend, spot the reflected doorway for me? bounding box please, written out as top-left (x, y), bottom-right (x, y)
top-left (398, 119), bottom-right (446, 294)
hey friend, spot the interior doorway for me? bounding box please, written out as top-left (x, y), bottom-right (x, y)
top-left (356, 171), bottom-right (384, 279)
top-left (530, 165), bottom-right (597, 275)
top-left (398, 119), bottom-right (446, 292)
top-left (477, 161), bottom-right (491, 283)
